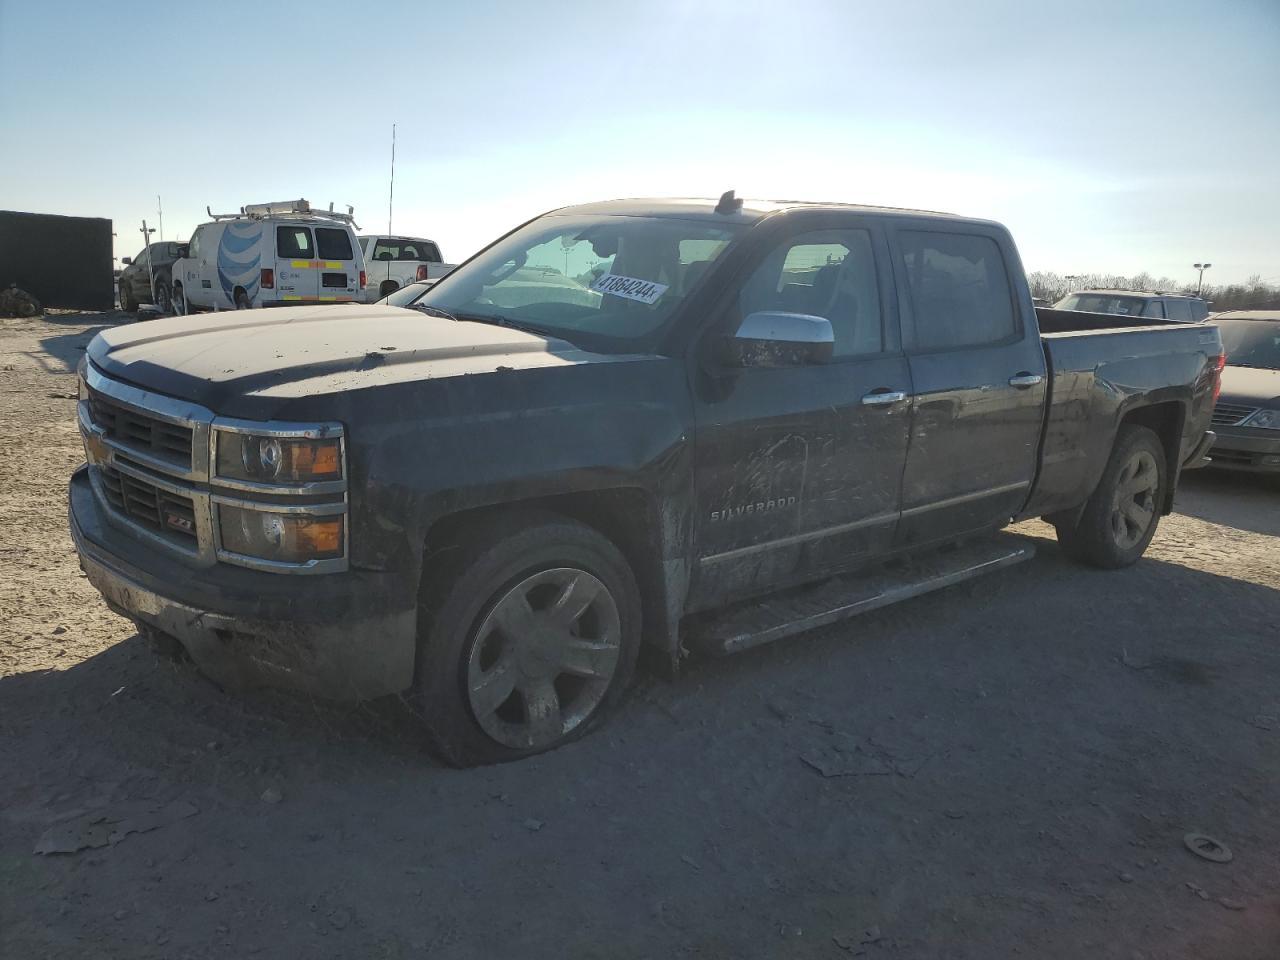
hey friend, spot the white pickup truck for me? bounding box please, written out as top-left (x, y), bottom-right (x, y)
top-left (358, 235), bottom-right (455, 302)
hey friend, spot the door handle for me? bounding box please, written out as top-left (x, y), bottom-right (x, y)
top-left (1008, 373), bottom-right (1043, 388)
top-left (861, 390), bottom-right (908, 407)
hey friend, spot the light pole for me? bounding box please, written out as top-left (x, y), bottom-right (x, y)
top-left (1193, 262), bottom-right (1212, 296)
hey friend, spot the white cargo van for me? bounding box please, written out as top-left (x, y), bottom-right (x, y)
top-left (171, 200), bottom-right (367, 312)
top-left (358, 234), bottom-right (455, 302)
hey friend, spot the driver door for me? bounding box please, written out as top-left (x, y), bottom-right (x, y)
top-left (689, 214), bottom-right (912, 609)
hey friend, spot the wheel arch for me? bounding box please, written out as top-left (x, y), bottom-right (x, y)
top-left (417, 487), bottom-right (683, 676)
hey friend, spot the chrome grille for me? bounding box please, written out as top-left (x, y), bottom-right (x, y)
top-left (1210, 402), bottom-right (1258, 427)
top-left (98, 464), bottom-right (198, 546)
top-left (89, 388), bottom-right (193, 467)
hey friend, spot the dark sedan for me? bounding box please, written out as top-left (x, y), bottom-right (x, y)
top-left (1208, 311), bottom-right (1280, 473)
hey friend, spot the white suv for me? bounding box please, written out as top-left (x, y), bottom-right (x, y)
top-left (359, 235), bottom-right (455, 301)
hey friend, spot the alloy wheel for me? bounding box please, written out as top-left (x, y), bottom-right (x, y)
top-left (1109, 450), bottom-right (1158, 550)
top-left (465, 567), bottom-right (622, 750)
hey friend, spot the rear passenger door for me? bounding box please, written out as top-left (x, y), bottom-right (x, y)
top-left (890, 224), bottom-right (1047, 547)
top-left (275, 225), bottom-right (319, 303)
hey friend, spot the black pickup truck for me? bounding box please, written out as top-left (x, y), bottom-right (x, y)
top-left (70, 195), bottom-right (1223, 765)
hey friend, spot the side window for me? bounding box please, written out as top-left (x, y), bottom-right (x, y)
top-left (358, 237), bottom-right (371, 255)
top-left (277, 226), bottom-right (313, 259)
top-left (188, 228), bottom-right (202, 260)
top-left (899, 231), bottom-right (1015, 351)
top-left (1190, 300), bottom-right (1208, 321)
top-left (1166, 299), bottom-right (1194, 322)
top-left (1142, 300), bottom-right (1166, 318)
top-left (135, 249), bottom-right (150, 269)
top-left (738, 228), bottom-right (883, 358)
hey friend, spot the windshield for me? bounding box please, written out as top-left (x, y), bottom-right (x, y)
top-left (416, 214), bottom-right (741, 351)
top-left (381, 281), bottom-right (433, 307)
top-left (1218, 319), bottom-right (1280, 369)
top-left (1054, 293), bottom-right (1150, 316)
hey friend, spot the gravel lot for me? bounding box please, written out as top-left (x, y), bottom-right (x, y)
top-left (2, 312), bottom-right (1278, 959)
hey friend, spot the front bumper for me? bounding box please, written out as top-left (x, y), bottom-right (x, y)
top-left (70, 466), bottom-right (418, 699)
top-left (1206, 428), bottom-right (1280, 473)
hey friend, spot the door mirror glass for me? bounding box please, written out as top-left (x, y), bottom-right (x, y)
top-left (726, 311), bottom-right (833, 367)
top-left (121, 257), bottom-right (132, 265)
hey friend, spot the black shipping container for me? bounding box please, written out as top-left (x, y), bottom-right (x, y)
top-left (1, 210), bottom-right (114, 311)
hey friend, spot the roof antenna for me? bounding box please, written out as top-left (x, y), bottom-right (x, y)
top-left (715, 189), bottom-right (743, 214)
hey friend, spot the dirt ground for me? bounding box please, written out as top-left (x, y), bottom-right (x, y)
top-left (2, 312), bottom-right (1278, 960)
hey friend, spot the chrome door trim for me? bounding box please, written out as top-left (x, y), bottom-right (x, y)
top-left (899, 480), bottom-right (1031, 519)
top-left (701, 511), bottom-right (899, 565)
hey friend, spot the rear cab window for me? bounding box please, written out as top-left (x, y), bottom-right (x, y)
top-left (1165, 299), bottom-right (1194, 322)
top-left (899, 231), bottom-right (1016, 351)
top-left (372, 239), bottom-right (440, 262)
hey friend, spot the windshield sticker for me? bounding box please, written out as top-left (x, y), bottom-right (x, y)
top-left (591, 273), bottom-right (669, 305)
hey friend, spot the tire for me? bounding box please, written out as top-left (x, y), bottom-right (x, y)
top-left (379, 280), bottom-right (399, 298)
top-left (234, 288), bottom-right (252, 310)
top-left (415, 512), bottom-right (642, 767)
top-left (118, 282), bottom-right (135, 313)
top-left (1055, 424), bottom-right (1166, 569)
top-left (171, 283), bottom-right (187, 315)
top-left (154, 277), bottom-right (172, 314)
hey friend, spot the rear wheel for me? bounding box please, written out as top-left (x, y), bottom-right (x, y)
top-left (154, 277), bottom-right (172, 313)
top-left (234, 288), bottom-right (252, 310)
top-left (415, 513), bottom-right (641, 767)
top-left (1055, 424), bottom-right (1166, 568)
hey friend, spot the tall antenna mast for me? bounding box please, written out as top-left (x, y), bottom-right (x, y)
top-left (157, 195), bottom-right (164, 243)
top-left (387, 123), bottom-right (396, 235)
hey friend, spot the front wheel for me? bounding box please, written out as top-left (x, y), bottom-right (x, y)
top-left (171, 283), bottom-right (187, 315)
top-left (1055, 424), bottom-right (1167, 568)
top-left (118, 283), bottom-right (135, 313)
top-left (234, 288), bottom-right (252, 310)
top-left (415, 513), bottom-right (641, 767)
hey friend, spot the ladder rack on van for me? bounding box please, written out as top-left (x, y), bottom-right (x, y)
top-left (204, 199), bottom-right (359, 227)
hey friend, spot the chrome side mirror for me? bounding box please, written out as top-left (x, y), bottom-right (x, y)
top-left (725, 311), bottom-right (834, 367)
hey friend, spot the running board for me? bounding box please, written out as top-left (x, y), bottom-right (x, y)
top-left (686, 533), bottom-right (1035, 657)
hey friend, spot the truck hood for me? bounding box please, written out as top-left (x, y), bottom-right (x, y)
top-left (88, 305), bottom-right (633, 413)
top-left (1219, 365), bottom-right (1280, 407)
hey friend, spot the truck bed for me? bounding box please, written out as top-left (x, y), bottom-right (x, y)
top-left (1035, 306), bottom-right (1187, 334)
top-left (1020, 309), bottom-right (1220, 521)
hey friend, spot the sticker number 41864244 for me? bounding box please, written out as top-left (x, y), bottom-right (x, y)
top-left (590, 273), bottom-right (669, 305)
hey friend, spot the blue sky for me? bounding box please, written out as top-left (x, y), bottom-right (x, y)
top-left (1, 0), bottom-right (1277, 286)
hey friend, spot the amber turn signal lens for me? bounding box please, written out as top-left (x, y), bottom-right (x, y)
top-left (295, 517), bottom-right (343, 555)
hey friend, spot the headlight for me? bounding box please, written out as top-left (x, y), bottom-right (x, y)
top-left (214, 430), bottom-right (343, 484)
top-left (218, 505), bottom-right (344, 564)
top-left (1242, 408), bottom-right (1280, 430)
